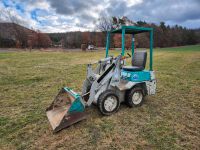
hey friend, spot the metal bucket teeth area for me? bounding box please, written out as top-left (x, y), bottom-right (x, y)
top-left (46, 88), bottom-right (86, 132)
top-left (46, 106), bottom-right (70, 130)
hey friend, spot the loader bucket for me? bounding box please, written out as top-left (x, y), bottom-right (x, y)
top-left (46, 87), bottom-right (86, 133)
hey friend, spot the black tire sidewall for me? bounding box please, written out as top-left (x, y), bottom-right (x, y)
top-left (98, 90), bottom-right (120, 116)
top-left (127, 87), bottom-right (144, 107)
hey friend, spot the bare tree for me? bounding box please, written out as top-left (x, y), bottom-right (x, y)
top-left (96, 15), bottom-right (113, 32)
top-left (95, 16), bottom-right (132, 48)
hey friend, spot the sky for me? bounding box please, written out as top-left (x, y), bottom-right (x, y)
top-left (0, 0), bottom-right (200, 32)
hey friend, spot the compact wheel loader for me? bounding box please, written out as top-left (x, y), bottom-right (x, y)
top-left (46, 26), bottom-right (156, 132)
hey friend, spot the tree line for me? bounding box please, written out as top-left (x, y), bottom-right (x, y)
top-left (49, 17), bottom-right (200, 49)
top-left (0, 9), bottom-right (52, 48)
top-left (136, 21), bottom-right (200, 48)
top-left (1, 9), bottom-right (199, 49)
top-left (0, 23), bottom-right (52, 48)
top-left (48, 32), bottom-right (106, 48)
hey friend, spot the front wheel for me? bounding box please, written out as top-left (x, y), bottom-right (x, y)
top-left (98, 90), bottom-right (120, 116)
top-left (126, 87), bottom-right (144, 107)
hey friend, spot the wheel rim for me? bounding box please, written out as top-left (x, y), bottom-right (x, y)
top-left (132, 91), bottom-right (143, 105)
top-left (104, 96), bottom-right (118, 112)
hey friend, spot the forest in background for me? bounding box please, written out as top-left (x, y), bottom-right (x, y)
top-left (48, 21), bottom-right (200, 49)
top-left (0, 19), bottom-right (199, 49)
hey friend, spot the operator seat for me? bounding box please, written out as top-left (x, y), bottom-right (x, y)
top-left (122, 51), bottom-right (147, 71)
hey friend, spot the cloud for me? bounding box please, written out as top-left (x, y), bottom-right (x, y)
top-left (48, 0), bottom-right (104, 22)
top-left (126, 0), bottom-right (200, 23)
top-left (0, 0), bottom-right (200, 32)
top-left (46, 0), bottom-right (200, 30)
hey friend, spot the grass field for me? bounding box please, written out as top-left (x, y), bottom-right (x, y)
top-left (0, 45), bottom-right (200, 150)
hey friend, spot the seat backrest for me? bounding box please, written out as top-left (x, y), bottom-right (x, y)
top-left (132, 51), bottom-right (147, 69)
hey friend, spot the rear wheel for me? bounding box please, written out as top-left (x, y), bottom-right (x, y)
top-left (98, 90), bottom-right (120, 116)
top-left (126, 87), bottom-right (144, 107)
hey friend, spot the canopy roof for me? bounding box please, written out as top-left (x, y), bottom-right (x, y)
top-left (111, 25), bottom-right (153, 34)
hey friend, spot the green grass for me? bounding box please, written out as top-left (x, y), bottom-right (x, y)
top-left (0, 45), bottom-right (200, 150)
top-left (154, 44), bottom-right (200, 51)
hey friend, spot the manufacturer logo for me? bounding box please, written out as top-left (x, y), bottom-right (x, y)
top-left (132, 74), bottom-right (139, 80)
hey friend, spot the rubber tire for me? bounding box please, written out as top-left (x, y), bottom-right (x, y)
top-left (98, 90), bottom-right (120, 116)
top-left (126, 87), bottom-right (144, 107)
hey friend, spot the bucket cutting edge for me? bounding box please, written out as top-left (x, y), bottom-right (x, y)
top-left (46, 87), bottom-right (86, 132)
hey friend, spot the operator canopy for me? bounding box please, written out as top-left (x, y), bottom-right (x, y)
top-left (111, 26), bottom-right (153, 34)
